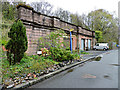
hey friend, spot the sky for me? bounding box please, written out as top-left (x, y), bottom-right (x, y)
top-left (26, 0), bottom-right (120, 17)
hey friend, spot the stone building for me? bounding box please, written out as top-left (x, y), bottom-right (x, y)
top-left (17, 4), bottom-right (95, 55)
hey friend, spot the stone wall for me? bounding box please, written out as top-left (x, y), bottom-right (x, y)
top-left (17, 5), bottom-right (95, 55)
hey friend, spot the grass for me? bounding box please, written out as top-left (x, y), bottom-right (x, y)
top-left (73, 50), bottom-right (89, 55)
top-left (0, 47), bottom-right (88, 83)
top-left (81, 51), bottom-right (89, 54)
top-left (1, 52), bottom-right (59, 83)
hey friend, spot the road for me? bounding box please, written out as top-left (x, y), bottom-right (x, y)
top-left (82, 50), bottom-right (110, 59)
top-left (28, 50), bottom-right (118, 88)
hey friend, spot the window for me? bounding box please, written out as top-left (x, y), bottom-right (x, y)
top-left (96, 44), bottom-right (99, 46)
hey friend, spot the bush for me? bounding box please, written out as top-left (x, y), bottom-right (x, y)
top-left (1, 40), bottom-right (8, 46)
top-left (38, 30), bottom-right (74, 62)
top-left (6, 20), bottom-right (28, 65)
top-left (49, 47), bottom-right (74, 62)
top-left (1, 54), bottom-right (59, 81)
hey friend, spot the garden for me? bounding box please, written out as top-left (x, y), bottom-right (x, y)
top-left (0, 20), bottom-right (88, 89)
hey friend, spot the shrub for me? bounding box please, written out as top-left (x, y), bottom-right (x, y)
top-left (95, 31), bottom-right (102, 42)
top-left (38, 30), bottom-right (74, 62)
top-left (1, 40), bottom-right (8, 46)
top-left (6, 20), bottom-right (28, 65)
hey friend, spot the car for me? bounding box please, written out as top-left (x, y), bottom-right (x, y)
top-left (93, 43), bottom-right (109, 50)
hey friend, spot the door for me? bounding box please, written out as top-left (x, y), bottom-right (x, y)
top-left (88, 39), bottom-right (91, 50)
top-left (81, 39), bottom-right (84, 51)
top-left (96, 43), bottom-right (100, 49)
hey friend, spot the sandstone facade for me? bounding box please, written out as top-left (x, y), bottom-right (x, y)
top-left (17, 5), bottom-right (95, 55)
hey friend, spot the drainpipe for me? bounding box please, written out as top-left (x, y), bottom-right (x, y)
top-left (77, 26), bottom-right (79, 53)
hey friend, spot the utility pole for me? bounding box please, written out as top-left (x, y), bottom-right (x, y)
top-left (118, 2), bottom-right (120, 90)
top-left (70, 29), bottom-right (74, 53)
top-left (118, 1), bottom-right (120, 46)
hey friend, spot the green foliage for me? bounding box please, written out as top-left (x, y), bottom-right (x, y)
top-left (1, 54), bottom-right (59, 82)
top-left (38, 29), bottom-right (74, 62)
top-left (87, 9), bottom-right (113, 31)
top-left (66, 47), bottom-right (70, 50)
top-left (72, 50), bottom-right (89, 60)
top-left (81, 51), bottom-right (89, 54)
top-left (2, 2), bottom-right (16, 20)
top-left (95, 31), bottom-right (102, 42)
top-left (87, 9), bottom-right (118, 43)
top-left (2, 1), bottom-right (26, 20)
top-left (16, 3), bottom-right (33, 9)
top-left (1, 40), bottom-right (8, 46)
top-left (73, 53), bottom-right (80, 60)
top-left (49, 47), bottom-right (74, 61)
top-left (0, 19), bottom-right (13, 46)
top-left (70, 13), bottom-right (83, 27)
top-left (6, 20), bottom-right (28, 65)
top-left (38, 29), bottom-right (66, 49)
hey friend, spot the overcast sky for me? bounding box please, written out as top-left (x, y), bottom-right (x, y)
top-left (26, 0), bottom-right (119, 17)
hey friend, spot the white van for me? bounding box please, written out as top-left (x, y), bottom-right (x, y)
top-left (93, 43), bottom-right (109, 50)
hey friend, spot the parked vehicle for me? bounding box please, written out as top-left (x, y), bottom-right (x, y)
top-left (93, 43), bottom-right (109, 50)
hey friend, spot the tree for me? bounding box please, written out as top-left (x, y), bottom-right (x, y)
top-left (54, 8), bottom-right (71, 22)
top-left (86, 9), bottom-right (114, 31)
top-left (70, 13), bottom-right (81, 26)
top-left (95, 31), bottom-right (102, 42)
top-left (1, 1), bottom-right (26, 52)
top-left (6, 20), bottom-right (28, 65)
top-left (85, 9), bottom-right (118, 43)
top-left (30, 0), bottom-right (53, 16)
top-left (2, 0), bottom-right (25, 20)
top-left (2, 2), bottom-right (15, 20)
top-left (70, 13), bottom-right (89, 29)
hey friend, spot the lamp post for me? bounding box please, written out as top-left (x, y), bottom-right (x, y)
top-left (70, 29), bottom-right (74, 53)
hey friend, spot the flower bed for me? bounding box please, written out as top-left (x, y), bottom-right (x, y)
top-left (1, 53), bottom-right (81, 89)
